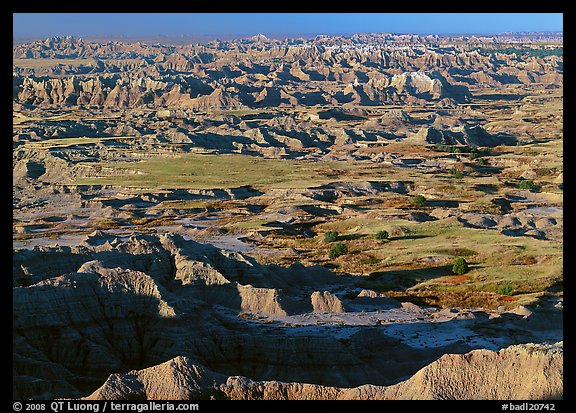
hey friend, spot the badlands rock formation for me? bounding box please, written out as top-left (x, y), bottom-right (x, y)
top-left (86, 342), bottom-right (563, 400)
top-left (13, 34), bottom-right (562, 109)
top-left (13, 234), bottom-right (563, 400)
top-left (13, 32), bottom-right (563, 400)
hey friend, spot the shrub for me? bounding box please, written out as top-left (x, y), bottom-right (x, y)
top-left (412, 195), bottom-right (427, 209)
top-left (329, 242), bottom-right (348, 259)
top-left (476, 157), bottom-right (488, 166)
top-left (359, 256), bottom-right (380, 265)
top-left (451, 168), bottom-right (464, 179)
top-left (324, 230), bottom-right (339, 243)
top-left (434, 143), bottom-right (451, 152)
top-left (498, 282), bottom-right (515, 296)
top-left (452, 257), bottom-right (469, 275)
top-left (435, 144), bottom-right (463, 153)
top-left (375, 230), bottom-right (389, 241)
top-left (518, 179), bottom-right (535, 191)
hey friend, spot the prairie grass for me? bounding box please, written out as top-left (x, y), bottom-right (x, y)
top-left (75, 153), bottom-right (405, 190)
top-left (312, 215), bottom-right (562, 301)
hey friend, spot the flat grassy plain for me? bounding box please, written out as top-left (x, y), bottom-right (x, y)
top-left (324, 216), bottom-right (560, 289)
top-left (75, 152), bottom-right (398, 190)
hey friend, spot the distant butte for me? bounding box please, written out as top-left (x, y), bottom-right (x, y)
top-left (12, 33), bottom-right (562, 110)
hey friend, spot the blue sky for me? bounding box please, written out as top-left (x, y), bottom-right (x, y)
top-left (13, 13), bottom-right (563, 38)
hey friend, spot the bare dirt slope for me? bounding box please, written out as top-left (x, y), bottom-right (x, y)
top-left (85, 342), bottom-right (562, 400)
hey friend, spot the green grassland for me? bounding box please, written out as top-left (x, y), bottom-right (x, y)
top-left (264, 214), bottom-right (562, 309)
top-left (73, 147), bottom-right (526, 195)
top-left (75, 152), bottom-right (403, 190)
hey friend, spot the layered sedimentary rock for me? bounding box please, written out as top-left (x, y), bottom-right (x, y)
top-left (311, 291), bottom-right (346, 313)
top-left (409, 124), bottom-right (516, 147)
top-left (13, 32), bottom-right (563, 401)
top-left (86, 342), bottom-right (563, 400)
top-left (13, 232), bottom-right (563, 400)
top-left (13, 34), bottom-right (562, 110)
